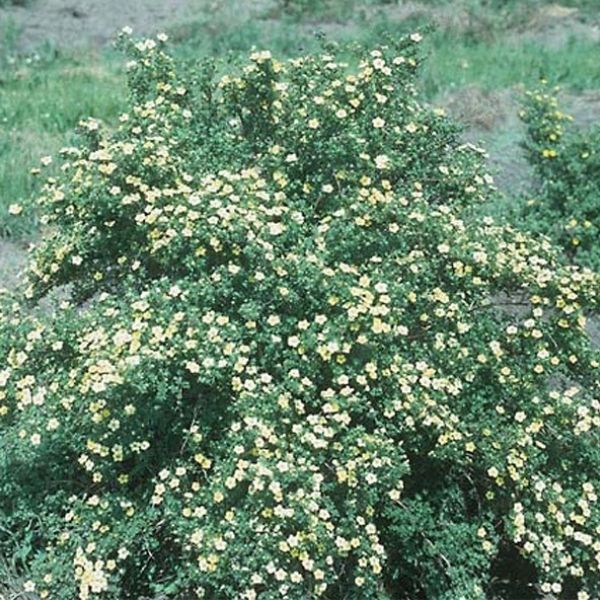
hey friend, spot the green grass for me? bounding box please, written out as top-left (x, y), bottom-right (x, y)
top-left (0, 52), bottom-right (125, 237)
top-left (423, 35), bottom-right (600, 97)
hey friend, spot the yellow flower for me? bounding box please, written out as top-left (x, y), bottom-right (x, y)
top-left (374, 154), bottom-right (390, 170)
top-left (487, 466), bottom-right (499, 478)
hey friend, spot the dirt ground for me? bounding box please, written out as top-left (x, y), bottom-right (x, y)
top-left (2, 0), bottom-right (599, 53)
top-left (0, 0), bottom-right (202, 51)
top-left (0, 239), bottom-right (27, 291)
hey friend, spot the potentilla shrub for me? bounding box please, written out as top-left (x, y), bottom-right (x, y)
top-left (520, 85), bottom-right (600, 271)
top-left (1, 31), bottom-right (599, 600)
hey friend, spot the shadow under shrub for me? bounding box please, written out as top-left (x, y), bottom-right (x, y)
top-left (0, 31), bottom-right (599, 599)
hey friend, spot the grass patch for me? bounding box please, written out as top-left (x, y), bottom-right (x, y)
top-left (0, 53), bottom-right (125, 237)
top-left (422, 35), bottom-right (600, 97)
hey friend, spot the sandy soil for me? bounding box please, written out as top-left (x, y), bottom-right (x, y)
top-left (3, 0), bottom-right (597, 53)
top-left (514, 3), bottom-right (600, 48)
top-left (442, 81), bottom-right (600, 194)
top-left (0, 239), bottom-right (27, 291)
top-left (0, 0), bottom-right (202, 51)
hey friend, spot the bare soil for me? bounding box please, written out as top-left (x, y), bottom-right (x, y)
top-left (443, 82), bottom-right (600, 194)
top-left (513, 3), bottom-right (600, 49)
top-left (0, 0), bottom-right (201, 51)
top-left (3, 0), bottom-right (598, 54)
top-left (0, 239), bottom-right (27, 291)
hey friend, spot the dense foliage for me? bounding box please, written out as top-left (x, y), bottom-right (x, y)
top-left (520, 85), bottom-right (600, 271)
top-left (1, 31), bottom-right (599, 599)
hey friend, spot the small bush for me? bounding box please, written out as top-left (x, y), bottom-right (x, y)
top-left (1, 32), bottom-right (599, 599)
top-left (520, 85), bottom-right (600, 271)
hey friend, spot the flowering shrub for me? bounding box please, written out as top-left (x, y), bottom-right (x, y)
top-left (520, 85), bottom-right (600, 271)
top-left (1, 31), bottom-right (599, 599)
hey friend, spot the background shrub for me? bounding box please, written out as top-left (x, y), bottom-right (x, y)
top-left (520, 85), bottom-right (600, 271)
top-left (0, 32), bottom-right (599, 599)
